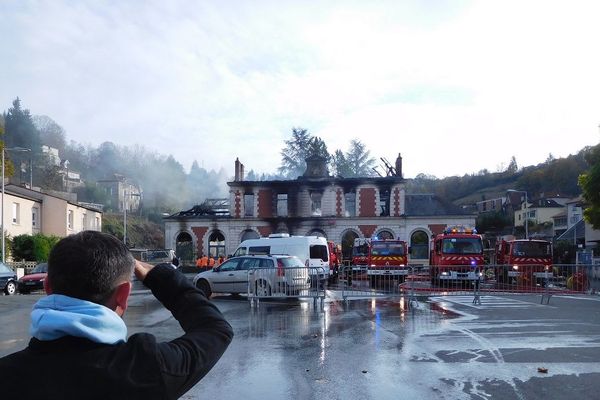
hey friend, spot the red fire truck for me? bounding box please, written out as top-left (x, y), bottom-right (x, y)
top-left (352, 237), bottom-right (409, 286)
top-left (495, 239), bottom-right (553, 285)
top-left (429, 226), bottom-right (484, 285)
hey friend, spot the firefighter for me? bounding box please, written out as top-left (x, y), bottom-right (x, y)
top-left (198, 254), bottom-right (209, 270)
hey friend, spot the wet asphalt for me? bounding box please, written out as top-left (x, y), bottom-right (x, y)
top-left (2, 274), bottom-right (600, 400)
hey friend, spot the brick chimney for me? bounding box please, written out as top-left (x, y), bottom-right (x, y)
top-left (395, 153), bottom-right (403, 178)
top-left (234, 158), bottom-right (245, 181)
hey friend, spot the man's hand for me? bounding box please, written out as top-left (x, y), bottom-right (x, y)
top-left (134, 260), bottom-right (154, 282)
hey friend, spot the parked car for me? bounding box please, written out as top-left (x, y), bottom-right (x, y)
top-left (130, 249), bottom-right (177, 266)
top-left (17, 262), bottom-right (48, 294)
top-left (192, 255), bottom-right (310, 298)
top-left (0, 262), bottom-right (17, 295)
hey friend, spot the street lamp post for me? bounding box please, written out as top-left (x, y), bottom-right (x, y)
top-left (1, 146), bottom-right (32, 262)
top-left (508, 189), bottom-right (529, 239)
top-left (123, 190), bottom-right (141, 246)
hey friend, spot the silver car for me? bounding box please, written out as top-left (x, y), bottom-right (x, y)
top-left (193, 255), bottom-right (310, 298)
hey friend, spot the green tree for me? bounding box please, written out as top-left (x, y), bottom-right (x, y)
top-left (0, 121), bottom-right (16, 178)
top-left (278, 127), bottom-right (313, 178)
top-left (73, 182), bottom-right (110, 205)
top-left (33, 115), bottom-right (67, 154)
top-left (3, 98), bottom-right (41, 185)
top-left (506, 156), bottom-right (518, 174)
top-left (579, 143), bottom-right (600, 228)
top-left (344, 139), bottom-right (376, 177)
top-left (307, 137), bottom-right (330, 160)
top-left (10, 234), bottom-right (60, 262)
top-left (331, 149), bottom-right (351, 177)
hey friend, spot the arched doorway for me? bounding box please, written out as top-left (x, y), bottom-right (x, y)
top-left (341, 230), bottom-right (359, 262)
top-left (208, 231), bottom-right (226, 258)
top-left (241, 229), bottom-right (260, 242)
top-left (376, 229), bottom-right (395, 240)
top-left (410, 230), bottom-right (429, 260)
top-left (175, 232), bottom-right (193, 264)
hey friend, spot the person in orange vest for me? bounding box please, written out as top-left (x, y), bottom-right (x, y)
top-left (217, 256), bottom-right (224, 266)
top-left (208, 256), bottom-right (215, 268)
top-left (195, 256), bottom-right (203, 269)
top-left (198, 254), bottom-right (209, 270)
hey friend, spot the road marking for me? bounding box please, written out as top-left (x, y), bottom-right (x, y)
top-left (430, 295), bottom-right (548, 309)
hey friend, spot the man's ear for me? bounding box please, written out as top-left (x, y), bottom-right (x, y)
top-left (43, 275), bottom-right (53, 295)
top-left (111, 281), bottom-right (132, 317)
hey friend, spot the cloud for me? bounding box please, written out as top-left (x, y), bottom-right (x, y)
top-left (1, 0), bottom-right (598, 180)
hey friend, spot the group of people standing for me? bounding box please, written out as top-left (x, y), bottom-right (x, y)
top-left (196, 254), bottom-right (225, 270)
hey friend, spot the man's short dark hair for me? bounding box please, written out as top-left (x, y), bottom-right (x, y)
top-left (48, 231), bottom-right (135, 304)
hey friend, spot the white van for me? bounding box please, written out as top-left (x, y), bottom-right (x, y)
top-left (232, 234), bottom-right (330, 281)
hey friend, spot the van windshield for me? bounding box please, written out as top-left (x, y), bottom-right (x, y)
top-left (248, 246), bottom-right (270, 255)
top-left (309, 245), bottom-right (329, 262)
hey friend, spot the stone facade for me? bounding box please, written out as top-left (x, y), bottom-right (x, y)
top-left (164, 164), bottom-right (476, 265)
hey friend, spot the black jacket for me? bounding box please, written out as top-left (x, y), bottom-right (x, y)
top-left (0, 264), bottom-right (233, 399)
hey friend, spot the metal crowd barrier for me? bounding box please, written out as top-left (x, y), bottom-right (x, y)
top-left (247, 266), bottom-right (326, 308)
top-left (338, 264), bottom-right (599, 305)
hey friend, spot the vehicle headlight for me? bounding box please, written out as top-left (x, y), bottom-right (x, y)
top-left (512, 265), bottom-right (519, 271)
top-left (441, 272), bottom-right (449, 276)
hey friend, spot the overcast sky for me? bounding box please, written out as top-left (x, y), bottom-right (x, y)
top-left (1, 0), bottom-right (599, 179)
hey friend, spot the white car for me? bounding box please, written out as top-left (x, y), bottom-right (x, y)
top-left (193, 255), bottom-right (311, 297)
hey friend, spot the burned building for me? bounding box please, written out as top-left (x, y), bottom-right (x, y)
top-left (164, 155), bottom-right (475, 264)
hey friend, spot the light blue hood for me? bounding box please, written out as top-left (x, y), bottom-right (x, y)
top-left (30, 294), bottom-right (127, 344)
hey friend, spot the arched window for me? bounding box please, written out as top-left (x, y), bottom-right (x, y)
top-left (341, 230), bottom-right (359, 261)
top-left (241, 229), bottom-right (260, 242)
top-left (307, 229), bottom-right (326, 238)
top-left (175, 232), bottom-right (193, 263)
top-left (410, 230), bottom-right (429, 260)
top-left (208, 231), bottom-right (226, 258)
top-left (376, 230), bottom-right (395, 240)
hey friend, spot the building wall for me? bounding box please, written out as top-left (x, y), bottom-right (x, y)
top-left (535, 206), bottom-right (565, 225)
top-left (358, 186), bottom-right (377, 217)
top-left (257, 188), bottom-right (273, 218)
top-left (41, 195), bottom-right (68, 236)
top-left (1, 193), bottom-right (38, 238)
top-left (165, 213), bottom-right (476, 265)
top-left (170, 177), bottom-right (475, 264)
top-left (41, 194), bottom-right (102, 237)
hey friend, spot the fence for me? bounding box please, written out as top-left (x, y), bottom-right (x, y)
top-left (247, 266), bottom-right (326, 308)
top-left (6, 260), bottom-right (38, 277)
top-left (338, 264), bottom-right (599, 305)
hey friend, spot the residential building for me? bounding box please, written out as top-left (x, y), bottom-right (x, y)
top-left (1, 185), bottom-right (102, 247)
top-left (476, 197), bottom-right (505, 214)
top-left (164, 155), bottom-right (476, 265)
top-left (41, 145), bottom-right (61, 167)
top-left (514, 197), bottom-right (564, 229)
top-left (552, 211), bottom-right (568, 237)
top-left (97, 174), bottom-right (142, 213)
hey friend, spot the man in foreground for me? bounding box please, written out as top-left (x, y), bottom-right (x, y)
top-left (0, 230), bottom-right (233, 399)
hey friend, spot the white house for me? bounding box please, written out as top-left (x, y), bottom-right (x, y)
top-left (2, 184), bottom-right (102, 253)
